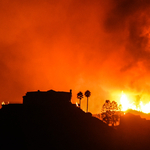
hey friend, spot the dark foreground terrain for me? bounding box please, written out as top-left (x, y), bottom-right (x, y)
top-left (0, 90), bottom-right (150, 150)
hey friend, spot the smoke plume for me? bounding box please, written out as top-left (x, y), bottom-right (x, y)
top-left (1, 0), bottom-right (150, 113)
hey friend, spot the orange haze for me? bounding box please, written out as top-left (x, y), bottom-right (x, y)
top-left (1, 0), bottom-right (150, 116)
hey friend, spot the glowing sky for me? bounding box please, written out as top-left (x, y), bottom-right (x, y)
top-left (1, 0), bottom-right (150, 113)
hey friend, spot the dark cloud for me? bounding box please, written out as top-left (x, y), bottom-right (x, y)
top-left (104, 0), bottom-right (150, 31)
top-left (104, 0), bottom-right (150, 72)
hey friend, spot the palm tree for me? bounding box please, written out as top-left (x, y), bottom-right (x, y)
top-left (77, 91), bottom-right (83, 108)
top-left (84, 90), bottom-right (91, 112)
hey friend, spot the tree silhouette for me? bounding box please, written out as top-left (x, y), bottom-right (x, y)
top-left (77, 91), bottom-right (83, 108)
top-left (101, 100), bottom-right (121, 126)
top-left (84, 90), bottom-right (91, 112)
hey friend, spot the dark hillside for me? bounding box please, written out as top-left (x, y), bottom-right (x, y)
top-left (1, 90), bottom-right (150, 150)
top-left (0, 90), bottom-right (116, 150)
top-left (117, 113), bottom-right (150, 150)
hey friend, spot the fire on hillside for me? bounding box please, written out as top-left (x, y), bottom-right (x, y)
top-left (120, 92), bottom-right (150, 114)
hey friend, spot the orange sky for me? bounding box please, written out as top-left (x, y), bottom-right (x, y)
top-left (1, 0), bottom-right (150, 113)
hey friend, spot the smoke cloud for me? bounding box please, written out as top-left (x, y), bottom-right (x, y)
top-left (1, 0), bottom-right (150, 113)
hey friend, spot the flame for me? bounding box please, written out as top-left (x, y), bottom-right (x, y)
top-left (1, 101), bottom-right (9, 105)
top-left (120, 92), bottom-right (150, 114)
top-left (76, 102), bottom-right (79, 107)
top-left (1, 101), bottom-right (5, 105)
top-left (120, 93), bottom-right (129, 111)
top-left (140, 101), bottom-right (150, 114)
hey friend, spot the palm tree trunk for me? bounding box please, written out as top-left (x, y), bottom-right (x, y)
top-left (79, 98), bottom-right (81, 108)
top-left (87, 97), bottom-right (88, 112)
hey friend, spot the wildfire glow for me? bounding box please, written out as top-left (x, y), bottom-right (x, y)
top-left (76, 102), bottom-right (79, 107)
top-left (1, 101), bottom-right (9, 105)
top-left (120, 94), bottom-right (129, 111)
top-left (120, 92), bottom-right (150, 114)
top-left (1, 101), bottom-right (5, 105)
top-left (140, 101), bottom-right (150, 114)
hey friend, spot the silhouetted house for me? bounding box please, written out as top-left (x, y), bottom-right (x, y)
top-left (23, 89), bottom-right (72, 106)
